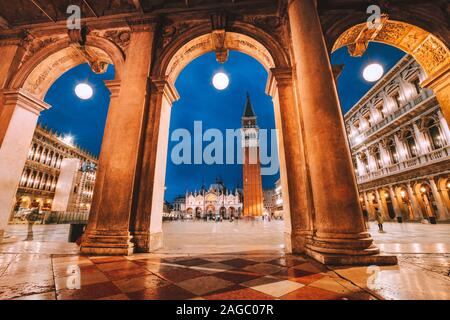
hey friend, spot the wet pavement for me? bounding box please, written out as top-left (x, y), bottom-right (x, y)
top-left (0, 221), bottom-right (449, 300)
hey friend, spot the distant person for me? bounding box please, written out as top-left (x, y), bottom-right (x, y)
top-left (25, 207), bottom-right (40, 241)
top-left (375, 209), bottom-right (384, 232)
top-left (362, 207), bottom-right (369, 229)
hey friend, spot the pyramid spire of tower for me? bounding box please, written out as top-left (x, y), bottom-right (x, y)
top-left (242, 92), bottom-right (256, 118)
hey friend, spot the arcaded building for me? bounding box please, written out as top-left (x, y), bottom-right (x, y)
top-left (345, 55), bottom-right (450, 223)
top-left (12, 124), bottom-right (97, 222)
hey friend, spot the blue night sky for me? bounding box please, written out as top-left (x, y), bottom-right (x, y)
top-left (42, 42), bottom-right (405, 201)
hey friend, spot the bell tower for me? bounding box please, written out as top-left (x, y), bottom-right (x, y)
top-left (241, 93), bottom-right (264, 217)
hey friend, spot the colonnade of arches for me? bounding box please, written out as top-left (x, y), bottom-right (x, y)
top-left (360, 176), bottom-right (450, 223)
top-left (0, 0), bottom-right (448, 265)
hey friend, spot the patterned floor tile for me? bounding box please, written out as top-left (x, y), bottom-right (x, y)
top-left (274, 267), bottom-right (326, 285)
top-left (250, 279), bottom-right (304, 298)
top-left (113, 274), bottom-right (169, 293)
top-left (55, 268), bottom-right (109, 291)
top-left (213, 270), bottom-right (262, 284)
top-left (240, 276), bottom-right (282, 288)
top-left (102, 267), bottom-right (151, 281)
top-left (243, 263), bottom-right (285, 275)
top-left (204, 285), bottom-right (274, 300)
top-left (192, 262), bottom-right (236, 274)
top-left (89, 256), bottom-right (128, 264)
top-left (176, 275), bottom-right (235, 296)
top-left (268, 256), bottom-right (307, 268)
top-left (56, 281), bottom-right (121, 300)
top-left (96, 260), bottom-right (141, 272)
top-left (127, 284), bottom-right (196, 300)
top-left (308, 276), bottom-right (358, 295)
top-left (281, 285), bottom-right (344, 300)
top-left (97, 293), bottom-right (130, 300)
top-left (173, 258), bottom-right (211, 267)
top-left (294, 262), bottom-right (328, 274)
top-left (220, 258), bottom-right (260, 268)
top-left (155, 266), bottom-right (206, 283)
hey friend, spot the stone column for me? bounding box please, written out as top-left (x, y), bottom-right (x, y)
top-left (437, 110), bottom-right (450, 145)
top-left (388, 186), bottom-right (402, 219)
top-left (429, 177), bottom-right (449, 221)
top-left (0, 89), bottom-right (50, 241)
top-left (131, 79), bottom-right (179, 252)
top-left (288, 0), bottom-right (396, 265)
top-left (375, 189), bottom-right (388, 220)
top-left (394, 134), bottom-right (408, 162)
top-left (267, 68), bottom-right (312, 253)
top-left (406, 183), bottom-right (423, 220)
top-left (413, 123), bottom-right (429, 154)
top-left (85, 80), bottom-right (121, 233)
top-left (81, 21), bottom-right (155, 255)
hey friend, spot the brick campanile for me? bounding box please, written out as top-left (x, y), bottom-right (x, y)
top-left (241, 93), bottom-right (264, 217)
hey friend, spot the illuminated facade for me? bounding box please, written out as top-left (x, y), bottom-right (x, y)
top-left (12, 124), bottom-right (97, 222)
top-left (345, 55), bottom-right (450, 223)
top-left (184, 180), bottom-right (242, 219)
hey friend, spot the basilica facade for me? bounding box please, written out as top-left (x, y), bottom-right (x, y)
top-left (345, 55), bottom-right (450, 223)
top-left (184, 181), bottom-right (242, 219)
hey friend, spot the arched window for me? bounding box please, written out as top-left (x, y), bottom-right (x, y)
top-left (387, 139), bottom-right (398, 164)
top-left (360, 153), bottom-right (369, 173)
top-left (369, 147), bottom-right (382, 170)
top-left (425, 118), bottom-right (444, 150)
top-left (46, 151), bottom-right (54, 165)
top-left (28, 144), bottom-right (37, 160)
top-left (376, 103), bottom-right (385, 120)
top-left (392, 91), bottom-right (402, 109)
top-left (27, 171), bottom-right (36, 188)
top-left (20, 169), bottom-right (30, 187)
top-left (40, 149), bottom-right (48, 163)
top-left (404, 130), bottom-right (418, 158)
top-left (411, 76), bottom-right (421, 95)
top-left (34, 146), bottom-right (43, 161)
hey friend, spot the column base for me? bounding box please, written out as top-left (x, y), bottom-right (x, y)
top-left (149, 232), bottom-right (163, 252)
top-left (285, 231), bottom-right (311, 254)
top-left (305, 231), bottom-right (397, 265)
top-left (305, 247), bottom-right (398, 265)
top-left (132, 231), bottom-right (163, 253)
top-left (80, 230), bottom-right (134, 256)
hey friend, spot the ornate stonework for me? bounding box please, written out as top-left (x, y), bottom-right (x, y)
top-left (332, 20), bottom-right (450, 79)
top-left (91, 29), bottom-right (131, 56)
top-left (20, 35), bottom-right (63, 67)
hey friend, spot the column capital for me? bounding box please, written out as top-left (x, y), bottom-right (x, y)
top-left (266, 67), bottom-right (293, 97)
top-left (104, 80), bottom-right (121, 98)
top-left (150, 77), bottom-right (180, 105)
top-left (1, 89), bottom-right (50, 115)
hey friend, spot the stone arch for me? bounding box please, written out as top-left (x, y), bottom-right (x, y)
top-left (134, 21), bottom-right (300, 254)
top-left (332, 20), bottom-right (450, 80)
top-left (152, 22), bottom-right (290, 84)
top-left (8, 35), bottom-right (125, 100)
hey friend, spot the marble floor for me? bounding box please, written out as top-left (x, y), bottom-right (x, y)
top-left (0, 221), bottom-right (449, 300)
